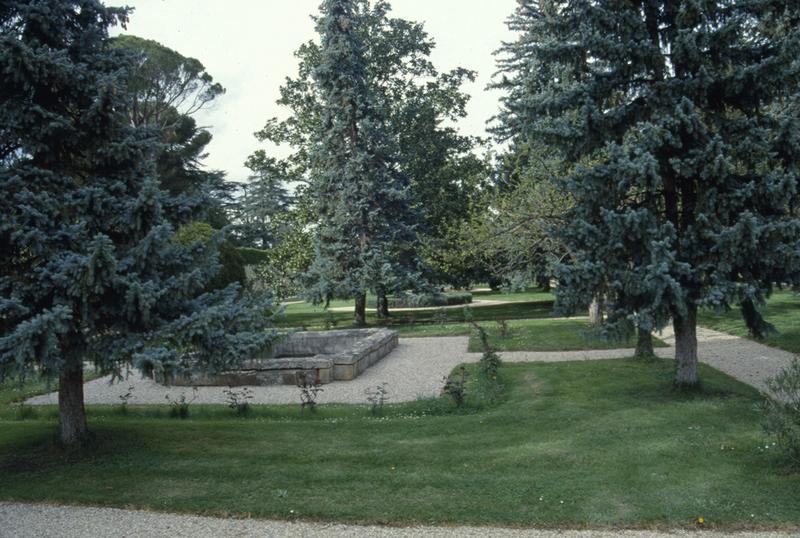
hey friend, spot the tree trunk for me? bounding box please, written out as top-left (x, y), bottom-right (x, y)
top-left (354, 292), bottom-right (367, 327)
top-left (634, 328), bottom-right (655, 359)
top-left (58, 361), bottom-right (88, 447)
top-left (673, 305), bottom-right (699, 387)
top-left (376, 288), bottom-right (389, 319)
top-left (588, 296), bottom-right (603, 326)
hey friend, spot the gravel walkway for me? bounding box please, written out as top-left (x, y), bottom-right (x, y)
top-left (26, 337), bottom-right (472, 406)
top-left (1, 502), bottom-right (795, 538)
top-left (26, 325), bottom-right (795, 406)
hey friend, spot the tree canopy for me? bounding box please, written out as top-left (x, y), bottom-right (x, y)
top-left (249, 0), bottom-right (487, 291)
top-left (0, 0), bottom-right (273, 446)
top-left (492, 0), bottom-right (800, 386)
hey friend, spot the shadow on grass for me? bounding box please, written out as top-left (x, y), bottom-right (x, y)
top-left (0, 426), bottom-right (147, 478)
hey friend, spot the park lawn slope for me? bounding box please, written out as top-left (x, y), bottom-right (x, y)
top-left (0, 359), bottom-right (797, 529)
top-left (698, 291), bottom-right (800, 354)
top-left (466, 318), bottom-right (669, 352)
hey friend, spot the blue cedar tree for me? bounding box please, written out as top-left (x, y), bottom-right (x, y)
top-left (306, 0), bottom-right (420, 325)
top-left (493, 0), bottom-right (800, 385)
top-left (0, 0), bottom-right (275, 446)
top-left (253, 0), bottom-right (482, 292)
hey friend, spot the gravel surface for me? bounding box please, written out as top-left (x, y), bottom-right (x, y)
top-left (26, 337), bottom-right (474, 406)
top-left (26, 325), bottom-right (795, 406)
top-left (1, 502), bottom-right (796, 538)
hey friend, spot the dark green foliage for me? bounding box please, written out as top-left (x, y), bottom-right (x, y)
top-left (234, 154), bottom-right (293, 249)
top-left (304, 0), bottom-right (422, 322)
top-left (236, 247), bottom-right (272, 266)
top-left (442, 366), bottom-right (469, 407)
top-left (110, 34), bottom-right (232, 228)
top-left (741, 298), bottom-right (778, 341)
top-left (470, 322), bottom-right (502, 379)
top-left (215, 243), bottom-right (247, 291)
top-left (0, 0), bottom-right (274, 445)
top-left (253, 0), bottom-right (485, 292)
top-left (760, 359), bottom-right (800, 468)
top-left (493, 0), bottom-right (800, 386)
top-left (172, 222), bottom-right (247, 291)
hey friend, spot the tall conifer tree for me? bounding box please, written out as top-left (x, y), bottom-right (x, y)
top-left (0, 0), bottom-right (273, 446)
top-left (307, 0), bottom-right (418, 325)
top-left (494, 1), bottom-right (800, 386)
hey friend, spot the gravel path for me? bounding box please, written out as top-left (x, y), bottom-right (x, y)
top-left (26, 337), bottom-right (473, 406)
top-left (1, 502), bottom-right (795, 538)
top-left (26, 325), bottom-right (795, 406)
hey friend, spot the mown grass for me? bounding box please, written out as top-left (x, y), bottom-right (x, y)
top-left (698, 291), bottom-right (800, 354)
top-left (1, 359), bottom-right (797, 529)
top-left (466, 318), bottom-right (668, 352)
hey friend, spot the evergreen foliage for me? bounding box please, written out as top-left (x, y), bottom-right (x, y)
top-left (235, 154), bottom-right (293, 249)
top-left (110, 34), bottom-right (232, 228)
top-left (493, 0), bottom-right (800, 386)
top-left (251, 0), bottom-right (485, 291)
top-left (172, 222), bottom-right (247, 291)
top-left (0, 0), bottom-right (274, 446)
top-left (304, 0), bottom-right (421, 324)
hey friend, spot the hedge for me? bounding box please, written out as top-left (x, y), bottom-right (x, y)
top-left (367, 291), bottom-right (472, 309)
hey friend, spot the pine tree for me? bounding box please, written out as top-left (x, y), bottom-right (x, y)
top-left (494, 1), bottom-right (800, 386)
top-left (236, 154), bottom-right (292, 249)
top-left (0, 0), bottom-right (274, 446)
top-left (307, 0), bottom-right (419, 325)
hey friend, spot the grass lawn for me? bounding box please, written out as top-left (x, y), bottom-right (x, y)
top-left (472, 287), bottom-right (555, 303)
top-left (698, 290), bottom-right (800, 353)
top-left (466, 318), bottom-right (669, 352)
top-left (278, 299), bottom-right (556, 335)
top-left (1, 359), bottom-right (797, 529)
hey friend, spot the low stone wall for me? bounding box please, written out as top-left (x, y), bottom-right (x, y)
top-left (166, 328), bottom-right (398, 386)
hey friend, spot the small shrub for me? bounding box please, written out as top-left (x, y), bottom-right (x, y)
top-left (760, 358), bottom-right (800, 467)
top-left (117, 385), bottom-right (135, 415)
top-left (365, 383), bottom-right (389, 416)
top-left (165, 388), bottom-right (198, 419)
top-left (433, 308), bottom-right (449, 327)
top-left (224, 386), bottom-right (254, 417)
top-left (297, 372), bottom-right (323, 412)
top-left (471, 321), bottom-right (502, 378)
top-left (443, 367), bottom-right (469, 407)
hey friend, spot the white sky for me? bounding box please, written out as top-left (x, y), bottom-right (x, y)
top-left (112, 0), bottom-right (517, 181)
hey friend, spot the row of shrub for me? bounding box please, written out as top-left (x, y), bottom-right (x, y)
top-left (367, 291), bottom-right (472, 309)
